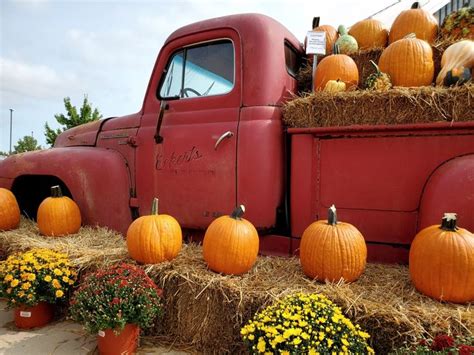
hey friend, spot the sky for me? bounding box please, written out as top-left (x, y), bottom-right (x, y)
top-left (0, 0), bottom-right (439, 153)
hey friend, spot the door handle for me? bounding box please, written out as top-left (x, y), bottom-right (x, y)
top-left (214, 131), bottom-right (234, 150)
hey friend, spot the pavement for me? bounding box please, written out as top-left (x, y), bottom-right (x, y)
top-left (0, 301), bottom-right (190, 355)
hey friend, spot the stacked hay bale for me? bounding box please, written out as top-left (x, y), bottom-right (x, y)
top-left (283, 85), bottom-right (474, 128)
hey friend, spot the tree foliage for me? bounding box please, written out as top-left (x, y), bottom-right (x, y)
top-left (13, 135), bottom-right (42, 154)
top-left (45, 95), bottom-right (102, 146)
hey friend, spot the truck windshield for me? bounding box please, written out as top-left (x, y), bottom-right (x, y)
top-left (159, 40), bottom-right (234, 99)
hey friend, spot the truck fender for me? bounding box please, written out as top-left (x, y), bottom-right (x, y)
top-left (418, 154), bottom-right (474, 232)
top-left (0, 147), bottom-right (132, 234)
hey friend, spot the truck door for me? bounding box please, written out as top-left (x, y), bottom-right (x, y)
top-left (136, 30), bottom-right (241, 229)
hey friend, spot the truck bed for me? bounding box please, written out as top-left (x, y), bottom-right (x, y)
top-left (289, 121), bottom-right (474, 263)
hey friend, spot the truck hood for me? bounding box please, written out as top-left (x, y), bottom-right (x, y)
top-left (54, 118), bottom-right (113, 147)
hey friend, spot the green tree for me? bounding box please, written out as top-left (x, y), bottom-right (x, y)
top-left (13, 135), bottom-right (42, 153)
top-left (45, 95), bottom-right (102, 146)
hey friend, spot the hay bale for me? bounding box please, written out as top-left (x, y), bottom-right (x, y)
top-left (147, 244), bottom-right (473, 354)
top-left (0, 217), bottom-right (129, 270)
top-left (2, 220), bottom-right (472, 353)
top-left (282, 84), bottom-right (474, 128)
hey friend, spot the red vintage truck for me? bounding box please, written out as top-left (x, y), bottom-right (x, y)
top-left (0, 14), bottom-right (473, 263)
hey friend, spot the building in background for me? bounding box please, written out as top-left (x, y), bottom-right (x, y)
top-left (434, 0), bottom-right (472, 24)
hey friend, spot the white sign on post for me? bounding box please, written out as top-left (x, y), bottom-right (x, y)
top-left (306, 31), bottom-right (326, 56)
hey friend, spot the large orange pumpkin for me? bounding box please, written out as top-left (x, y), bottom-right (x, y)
top-left (0, 188), bottom-right (20, 231)
top-left (313, 45), bottom-right (359, 91)
top-left (203, 205), bottom-right (259, 275)
top-left (300, 205), bottom-right (367, 282)
top-left (127, 198), bottom-right (182, 264)
top-left (389, 2), bottom-right (438, 44)
top-left (378, 34), bottom-right (434, 86)
top-left (409, 213), bottom-right (474, 303)
top-left (349, 18), bottom-right (388, 50)
top-left (37, 185), bottom-right (81, 236)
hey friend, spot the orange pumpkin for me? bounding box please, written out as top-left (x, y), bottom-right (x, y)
top-left (378, 34), bottom-right (434, 86)
top-left (37, 185), bottom-right (81, 236)
top-left (389, 2), bottom-right (438, 44)
top-left (300, 205), bottom-right (367, 282)
top-left (203, 205), bottom-right (259, 275)
top-left (0, 188), bottom-right (20, 231)
top-left (349, 18), bottom-right (388, 50)
top-left (409, 213), bottom-right (474, 303)
top-left (314, 45), bottom-right (359, 91)
top-left (312, 17), bottom-right (338, 55)
top-left (127, 198), bottom-right (182, 264)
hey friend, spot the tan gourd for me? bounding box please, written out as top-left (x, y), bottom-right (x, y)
top-left (436, 40), bottom-right (474, 85)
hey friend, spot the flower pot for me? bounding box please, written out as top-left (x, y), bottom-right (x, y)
top-left (97, 323), bottom-right (139, 355)
top-left (14, 302), bottom-right (54, 329)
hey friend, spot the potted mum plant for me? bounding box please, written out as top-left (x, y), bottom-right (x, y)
top-left (69, 263), bottom-right (163, 355)
top-left (241, 292), bottom-right (374, 354)
top-left (0, 248), bottom-right (77, 329)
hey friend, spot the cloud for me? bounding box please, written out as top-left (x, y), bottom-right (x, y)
top-left (0, 57), bottom-right (80, 100)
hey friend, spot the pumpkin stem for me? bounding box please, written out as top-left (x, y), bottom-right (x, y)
top-left (333, 44), bottom-right (340, 55)
top-left (328, 205), bottom-right (337, 225)
top-left (312, 17), bottom-right (320, 29)
top-left (369, 60), bottom-right (381, 74)
top-left (151, 198), bottom-right (159, 215)
top-left (411, 2), bottom-right (420, 9)
top-left (230, 205), bottom-right (245, 220)
top-left (440, 213), bottom-right (458, 231)
top-left (51, 185), bottom-right (63, 198)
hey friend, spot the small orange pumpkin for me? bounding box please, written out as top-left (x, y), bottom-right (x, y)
top-left (37, 185), bottom-right (81, 236)
top-left (314, 45), bottom-right (359, 91)
top-left (203, 205), bottom-right (259, 275)
top-left (409, 213), bottom-right (474, 303)
top-left (349, 18), bottom-right (388, 50)
top-left (300, 205), bottom-right (367, 282)
top-left (0, 188), bottom-right (20, 231)
top-left (127, 198), bottom-right (182, 264)
top-left (378, 33), bottom-right (434, 86)
top-left (389, 2), bottom-right (438, 44)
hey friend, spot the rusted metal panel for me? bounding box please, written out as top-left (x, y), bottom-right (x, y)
top-left (237, 107), bottom-right (284, 229)
top-left (0, 148), bottom-right (132, 235)
top-left (290, 127), bottom-right (474, 263)
top-left (418, 154), bottom-right (474, 232)
top-left (54, 119), bottom-right (109, 147)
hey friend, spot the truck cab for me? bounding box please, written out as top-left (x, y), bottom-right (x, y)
top-left (1, 13), bottom-right (301, 241)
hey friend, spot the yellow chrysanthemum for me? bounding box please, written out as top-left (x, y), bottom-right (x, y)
top-left (4, 274), bottom-right (13, 282)
top-left (257, 338), bottom-right (266, 353)
top-left (44, 275), bottom-right (52, 282)
top-left (55, 290), bottom-right (64, 298)
top-left (52, 279), bottom-right (61, 289)
top-left (27, 273), bottom-right (36, 281)
top-left (10, 279), bottom-right (19, 287)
